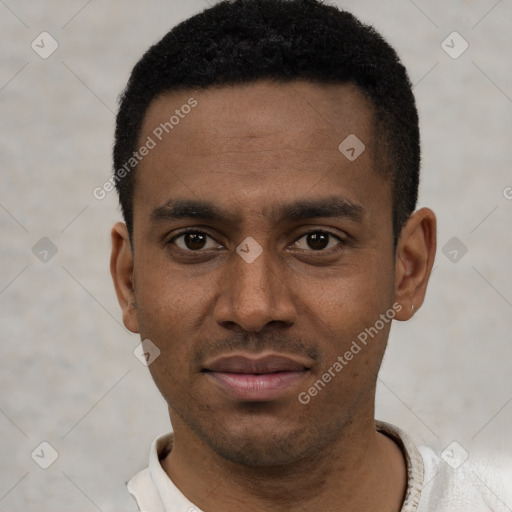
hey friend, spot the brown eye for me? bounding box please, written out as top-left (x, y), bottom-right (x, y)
top-left (294, 231), bottom-right (342, 251)
top-left (172, 231), bottom-right (219, 251)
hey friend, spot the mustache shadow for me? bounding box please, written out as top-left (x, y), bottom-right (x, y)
top-left (192, 330), bottom-right (320, 367)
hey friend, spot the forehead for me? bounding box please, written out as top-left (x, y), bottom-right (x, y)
top-left (133, 80), bottom-right (389, 225)
top-left (142, 80), bottom-right (374, 150)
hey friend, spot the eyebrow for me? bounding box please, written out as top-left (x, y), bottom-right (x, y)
top-left (150, 197), bottom-right (364, 225)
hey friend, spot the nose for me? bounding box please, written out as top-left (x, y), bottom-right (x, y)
top-left (213, 240), bottom-right (297, 332)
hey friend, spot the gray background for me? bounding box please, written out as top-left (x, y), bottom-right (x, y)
top-left (1, 0), bottom-right (511, 510)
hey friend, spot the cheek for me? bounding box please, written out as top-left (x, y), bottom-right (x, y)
top-left (136, 301), bottom-right (194, 405)
top-left (133, 262), bottom-right (212, 388)
top-left (302, 261), bottom-right (395, 374)
top-left (135, 250), bottom-right (207, 319)
top-left (306, 257), bottom-right (394, 327)
top-left (309, 297), bottom-right (392, 411)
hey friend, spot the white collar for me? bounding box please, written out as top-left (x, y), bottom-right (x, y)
top-left (127, 420), bottom-right (425, 512)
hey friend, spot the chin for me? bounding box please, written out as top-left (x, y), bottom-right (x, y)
top-left (209, 435), bottom-right (310, 467)
top-left (198, 414), bottom-right (324, 467)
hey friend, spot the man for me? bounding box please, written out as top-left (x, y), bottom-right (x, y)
top-left (109, 1), bottom-right (510, 510)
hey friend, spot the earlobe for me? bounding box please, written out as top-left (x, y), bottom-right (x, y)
top-left (110, 222), bottom-right (140, 333)
top-left (394, 208), bottom-right (437, 321)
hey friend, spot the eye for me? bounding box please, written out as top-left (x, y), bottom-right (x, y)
top-left (293, 231), bottom-right (343, 251)
top-left (170, 230), bottom-right (221, 251)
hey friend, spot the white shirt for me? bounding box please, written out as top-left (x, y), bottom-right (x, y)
top-left (126, 421), bottom-right (512, 511)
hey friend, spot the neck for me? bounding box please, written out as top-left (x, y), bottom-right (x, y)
top-left (162, 414), bottom-right (407, 512)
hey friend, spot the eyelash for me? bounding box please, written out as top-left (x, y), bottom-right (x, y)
top-left (167, 229), bottom-right (344, 253)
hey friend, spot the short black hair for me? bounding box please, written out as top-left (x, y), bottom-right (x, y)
top-left (113, 0), bottom-right (420, 246)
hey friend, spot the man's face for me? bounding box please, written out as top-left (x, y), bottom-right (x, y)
top-left (128, 81), bottom-right (397, 466)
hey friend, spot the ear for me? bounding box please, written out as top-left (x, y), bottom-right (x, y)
top-left (394, 208), bottom-right (437, 321)
top-left (110, 222), bottom-right (140, 333)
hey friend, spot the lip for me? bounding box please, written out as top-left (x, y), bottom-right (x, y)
top-left (204, 354), bottom-right (310, 373)
top-left (203, 353), bottom-right (311, 401)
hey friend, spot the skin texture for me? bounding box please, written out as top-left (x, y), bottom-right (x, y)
top-left (111, 80), bottom-right (437, 511)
